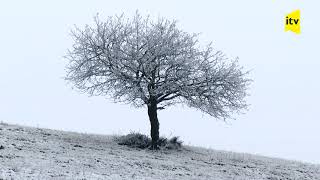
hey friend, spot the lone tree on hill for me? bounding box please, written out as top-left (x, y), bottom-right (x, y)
top-left (65, 12), bottom-right (251, 149)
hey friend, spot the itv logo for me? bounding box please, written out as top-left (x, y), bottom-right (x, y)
top-left (285, 10), bottom-right (301, 34)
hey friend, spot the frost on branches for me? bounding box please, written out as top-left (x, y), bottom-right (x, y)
top-left (65, 12), bottom-right (251, 149)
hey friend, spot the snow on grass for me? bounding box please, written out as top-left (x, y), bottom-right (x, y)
top-left (0, 123), bottom-right (319, 180)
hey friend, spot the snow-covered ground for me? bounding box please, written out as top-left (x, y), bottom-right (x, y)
top-left (0, 122), bottom-right (319, 180)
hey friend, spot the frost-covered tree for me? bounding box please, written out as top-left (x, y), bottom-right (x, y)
top-left (65, 12), bottom-right (251, 149)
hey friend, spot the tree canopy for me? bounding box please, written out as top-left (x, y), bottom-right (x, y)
top-left (65, 12), bottom-right (251, 120)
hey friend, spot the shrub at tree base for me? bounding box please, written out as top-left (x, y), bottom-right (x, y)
top-left (116, 132), bottom-right (182, 150)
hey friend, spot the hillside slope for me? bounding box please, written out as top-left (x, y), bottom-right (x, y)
top-left (0, 123), bottom-right (319, 180)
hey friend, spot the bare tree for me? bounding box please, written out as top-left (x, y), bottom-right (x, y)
top-left (65, 12), bottom-right (251, 149)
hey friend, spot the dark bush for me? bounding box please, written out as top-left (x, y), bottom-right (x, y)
top-left (116, 132), bottom-right (183, 150)
top-left (117, 132), bottom-right (151, 149)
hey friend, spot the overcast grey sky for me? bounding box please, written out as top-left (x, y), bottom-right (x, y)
top-left (1, 0), bottom-right (319, 163)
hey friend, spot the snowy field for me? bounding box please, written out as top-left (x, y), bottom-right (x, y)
top-left (0, 122), bottom-right (319, 180)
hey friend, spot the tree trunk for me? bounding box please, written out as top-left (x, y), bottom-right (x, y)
top-left (147, 97), bottom-right (159, 150)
